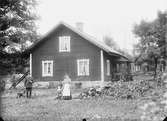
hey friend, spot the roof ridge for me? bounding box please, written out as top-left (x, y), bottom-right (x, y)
top-left (62, 22), bottom-right (125, 56)
top-left (28, 21), bottom-right (128, 60)
top-left (61, 22), bottom-right (122, 53)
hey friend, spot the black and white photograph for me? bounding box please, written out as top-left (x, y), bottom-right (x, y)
top-left (0, 0), bottom-right (167, 121)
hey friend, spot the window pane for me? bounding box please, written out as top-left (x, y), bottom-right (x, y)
top-left (64, 43), bottom-right (68, 50)
top-left (86, 60), bottom-right (89, 75)
top-left (62, 39), bottom-right (66, 50)
top-left (107, 60), bottom-right (110, 75)
top-left (48, 62), bottom-right (51, 74)
top-left (44, 63), bottom-right (47, 74)
top-left (80, 61), bottom-right (84, 75)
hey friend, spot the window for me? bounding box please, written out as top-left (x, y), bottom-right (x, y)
top-left (59, 36), bottom-right (70, 52)
top-left (42, 60), bottom-right (53, 77)
top-left (116, 64), bottom-right (120, 72)
top-left (77, 59), bottom-right (89, 76)
top-left (106, 60), bottom-right (110, 76)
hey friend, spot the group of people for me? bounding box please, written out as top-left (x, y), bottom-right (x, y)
top-left (57, 74), bottom-right (72, 100)
top-left (24, 74), bottom-right (72, 100)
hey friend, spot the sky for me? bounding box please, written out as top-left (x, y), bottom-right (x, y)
top-left (36, 0), bottom-right (167, 54)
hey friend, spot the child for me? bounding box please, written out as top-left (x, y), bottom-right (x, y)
top-left (57, 84), bottom-right (62, 99)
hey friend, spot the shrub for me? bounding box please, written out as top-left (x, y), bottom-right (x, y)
top-left (0, 79), bottom-right (5, 92)
top-left (101, 79), bottom-right (161, 99)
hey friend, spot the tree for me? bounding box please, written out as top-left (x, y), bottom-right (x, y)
top-left (156, 11), bottom-right (167, 65)
top-left (133, 11), bottom-right (167, 77)
top-left (103, 35), bottom-right (132, 59)
top-left (0, 0), bottom-right (39, 74)
top-left (103, 36), bottom-right (119, 50)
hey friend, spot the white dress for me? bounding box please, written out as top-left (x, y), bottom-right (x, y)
top-left (62, 83), bottom-right (71, 96)
top-left (62, 78), bottom-right (71, 97)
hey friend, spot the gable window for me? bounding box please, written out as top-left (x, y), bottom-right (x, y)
top-left (59, 36), bottom-right (70, 52)
top-left (106, 59), bottom-right (110, 76)
top-left (42, 60), bottom-right (53, 77)
top-left (77, 59), bottom-right (89, 76)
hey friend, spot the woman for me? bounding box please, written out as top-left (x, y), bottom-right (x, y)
top-left (62, 74), bottom-right (72, 100)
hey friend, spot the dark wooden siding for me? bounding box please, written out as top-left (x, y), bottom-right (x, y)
top-left (32, 26), bottom-right (101, 81)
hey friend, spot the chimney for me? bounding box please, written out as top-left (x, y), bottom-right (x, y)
top-left (76, 22), bottom-right (84, 32)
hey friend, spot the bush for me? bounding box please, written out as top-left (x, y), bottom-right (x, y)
top-left (0, 79), bottom-right (5, 92)
top-left (78, 77), bottom-right (163, 100)
top-left (101, 79), bottom-right (161, 99)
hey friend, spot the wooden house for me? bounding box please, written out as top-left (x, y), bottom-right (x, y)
top-left (27, 22), bottom-right (130, 87)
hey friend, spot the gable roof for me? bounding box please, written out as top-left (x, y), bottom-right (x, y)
top-left (28, 21), bottom-right (129, 60)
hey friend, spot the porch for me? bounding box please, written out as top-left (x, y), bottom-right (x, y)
top-left (112, 57), bottom-right (132, 81)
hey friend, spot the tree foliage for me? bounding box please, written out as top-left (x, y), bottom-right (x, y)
top-left (103, 35), bottom-right (132, 59)
top-left (0, 0), bottom-right (39, 74)
top-left (103, 36), bottom-right (119, 50)
top-left (133, 11), bottom-right (167, 76)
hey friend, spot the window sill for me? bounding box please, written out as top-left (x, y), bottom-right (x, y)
top-left (77, 75), bottom-right (89, 76)
top-left (42, 75), bottom-right (53, 77)
top-left (59, 50), bottom-right (70, 52)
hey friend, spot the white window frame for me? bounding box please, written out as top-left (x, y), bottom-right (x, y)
top-left (106, 59), bottom-right (110, 76)
top-left (42, 60), bottom-right (53, 77)
top-left (59, 36), bottom-right (71, 52)
top-left (77, 59), bottom-right (89, 76)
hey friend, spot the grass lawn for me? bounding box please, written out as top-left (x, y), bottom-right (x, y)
top-left (1, 88), bottom-right (145, 121)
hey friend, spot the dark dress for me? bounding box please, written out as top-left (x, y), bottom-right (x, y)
top-left (25, 77), bottom-right (33, 98)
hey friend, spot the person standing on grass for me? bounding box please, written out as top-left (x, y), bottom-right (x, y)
top-left (11, 74), bottom-right (16, 89)
top-left (24, 75), bottom-right (33, 98)
top-left (57, 83), bottom-right (63, 99)
top-left (62, 74), bottom-right (72, 100)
